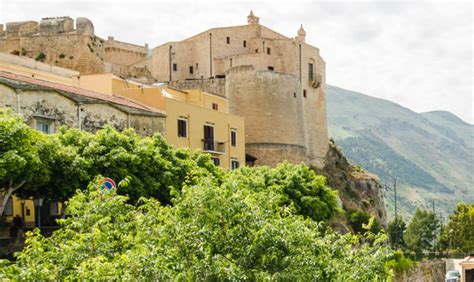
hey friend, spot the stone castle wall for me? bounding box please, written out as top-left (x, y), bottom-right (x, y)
top-left (0, 17), bottom-right (148, 76)
top-left (105, 36), bottom-right (148, 67)
top-left (226, 65), bottom-right (308, 166)
top-left (169, 78), bottom-right (226, 97)
top-left (0, 17), bottom-right (105, 74)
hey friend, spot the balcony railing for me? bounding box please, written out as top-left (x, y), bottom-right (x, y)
top-left (202, 139), bottom-right (226, 154)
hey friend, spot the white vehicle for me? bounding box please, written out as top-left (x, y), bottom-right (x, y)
top-left (445, 270), bottom-right (461, 282)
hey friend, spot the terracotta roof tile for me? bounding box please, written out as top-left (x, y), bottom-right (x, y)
top-left (0, 71), bottom-right (165, 116)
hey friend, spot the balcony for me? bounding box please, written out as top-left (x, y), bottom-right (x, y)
top-left (202, 139), bottom-right (226, 154)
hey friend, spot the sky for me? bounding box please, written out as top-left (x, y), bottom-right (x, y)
top-left (1, 0), bottom-right (473, 123)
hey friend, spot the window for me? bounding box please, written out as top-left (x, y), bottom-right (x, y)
top-left (173, 63), bottom-right (177, 71)
top-left (212, 157), bottom-right (220, 166)
top-left (3, 198), bottom-right (13, 216)
top-left (36, 119), bottom-right (52, 134)
top-left (212, 103), bottom-right (218, 111)
top-left (231, 129), bottom-right (237, 147)
top-left (231, 159), bottom-right (240, 170)
top-left (268, 66), bottom-right (274, 71)
top-left (303, 89), bottom-right (307, 98)
top-left (50, 202), bottom-right (59, 216)
top-left (255, 49), bottom-right (258, 53)
top-left (230, 58), bottom-right (233, 67)
top-left (243, 40), bottom-right (247, 47)
top-left (293, 92), bottom-right (296, 98)
top-left (189, 66), bottom-right (193, 74)
top-left (267, 47), bottom-right (271, 55)
top-left (226, 37), bottom-right (230, 44)
top-left (177, 118), bottom-right (187, 137)
top-left (308, 63), bottom-right (314, 81)
top-left (203, 124), bottom-right (215, 151)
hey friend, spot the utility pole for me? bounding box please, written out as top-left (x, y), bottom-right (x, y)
top-left (394, 178), bottom-right (397, 219)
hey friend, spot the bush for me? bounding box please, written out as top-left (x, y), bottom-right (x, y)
top-left (35, 52), bottom-right (46, 62)
top-left (385, 250), bottom-right (414, 274)
top-left (348, 211), bottom-right (381, 234)
top-left (0, 179), bottom-right (393, 280)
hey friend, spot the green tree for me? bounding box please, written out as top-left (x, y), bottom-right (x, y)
top-left (226, 162), bottom-right (340, 222)
top-left (0, 177), bottom-right (392, 280)
top-left (0, 109), bottom-right (46, 215)
top-left (348, 211), bottom-right (382, 234)
top-left (438, 203), bottom-right (474, 253)
top-left (404, 209), bottom-right (439, 252)
top-left (387, 215), bottom-right (406, 248)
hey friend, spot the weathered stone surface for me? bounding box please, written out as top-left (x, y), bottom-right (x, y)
top-left (39, 17), bottom-right (74, 35)
top-left (316, 140), bottom-right (388, 227)
top-left (76, 17), bottom-right (95, 36)
top-left (394, 260), bottom-right (446, 282)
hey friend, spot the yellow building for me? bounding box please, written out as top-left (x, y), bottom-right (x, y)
top-left (79, 73), bottom-right (246, 169)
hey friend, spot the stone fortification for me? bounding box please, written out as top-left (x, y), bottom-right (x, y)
top-left (154, 12), bottom-right (328, 168)
top-left (0, 17), bottom-right (148, 75)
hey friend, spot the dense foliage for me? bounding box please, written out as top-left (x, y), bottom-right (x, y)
top-left (0, 109), bottom-right (398, 279)
top-left (348, 210), bottom-right (382, 234)
top-left (403, 209), bottom-right (439, 252)
top-left (438, 203), bottom-right (474, 253)
top-left (226, 164), bottom-right (339, 222)
top-left (0, 179), bottom-right (392, 280)
top-left (0, 109), bottom-right (46, 214)
top-left (387, 215), bottom-right (406, 248)
top-left (0, 109), bottom-right (221, 207)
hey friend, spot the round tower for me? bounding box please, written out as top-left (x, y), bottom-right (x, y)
top-left (225, 65), bottom-right (308, 166)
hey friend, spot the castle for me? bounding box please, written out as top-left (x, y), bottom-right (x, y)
top-left (0, 12), bottom-right (329, 168)
top-left (143, 11), bottom-right (328, 168)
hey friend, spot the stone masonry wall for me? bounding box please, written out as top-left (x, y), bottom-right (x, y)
top-left (0, 81), bottom-right (165, 136)
top-left (225, 65), bottom-right (307, 166)
top-left (169, 78), bottom-right (226, 97)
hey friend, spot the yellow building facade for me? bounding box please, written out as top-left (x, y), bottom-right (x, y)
top-left (81, 74), bottom-right (246, 169)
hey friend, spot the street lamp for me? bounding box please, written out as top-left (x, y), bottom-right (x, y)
top-left (33, 197), bottom-right (45, 229)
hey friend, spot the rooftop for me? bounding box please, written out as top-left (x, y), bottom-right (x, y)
top-left (0, 70), bottom-right (165, 116)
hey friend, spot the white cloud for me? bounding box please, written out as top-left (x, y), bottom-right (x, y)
top-left (1, 0), bottom-right (472, 123)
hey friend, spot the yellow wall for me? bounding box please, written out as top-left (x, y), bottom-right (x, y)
top-left (3, 196), bottom-right (64, 228)
top-left (116, 85), bottom-right (245, 169)
top-left (78, 73), bottom-right (113, 94)
top-left (164, 97), bottom-right (245, 169)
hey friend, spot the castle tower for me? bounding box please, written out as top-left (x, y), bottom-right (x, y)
top-left (297, 24), bottom-right (306, 42)
top-left (247, 11), bottom-right (259, 25)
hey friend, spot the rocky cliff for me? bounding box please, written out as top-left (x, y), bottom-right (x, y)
top-left (314, 140), bottom-right (387, 230)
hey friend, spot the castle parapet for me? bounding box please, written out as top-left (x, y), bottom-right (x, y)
top-left (5, 21), bottom-right (39, 37)
top-left (105, 37), bottom-right (148, 55)
top-left (39, 17), bottom-right (74, 35)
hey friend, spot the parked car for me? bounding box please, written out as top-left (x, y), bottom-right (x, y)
top-left (445, 270), bottom-right (461, 282)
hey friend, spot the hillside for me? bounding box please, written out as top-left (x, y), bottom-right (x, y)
top-left (326, 85), bottom-right (473, 220)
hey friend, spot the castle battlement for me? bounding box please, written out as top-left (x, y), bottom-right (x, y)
top-left (1, 17), bottom-right (95, 38)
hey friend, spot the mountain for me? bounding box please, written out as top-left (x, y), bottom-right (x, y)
top-left (326, 85), bottom-right (473, 220)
